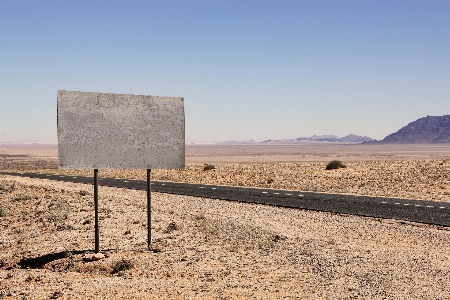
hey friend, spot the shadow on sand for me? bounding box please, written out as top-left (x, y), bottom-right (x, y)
top-left (18, 250), bottom-right (89, 269)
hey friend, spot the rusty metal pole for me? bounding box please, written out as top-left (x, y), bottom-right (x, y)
top-left (94, 169), bottom-right (99, 253)
top-left (147, 169), bottom-right (152, 250)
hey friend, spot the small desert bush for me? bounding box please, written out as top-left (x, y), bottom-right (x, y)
top-left (112, 258), bottom-right (134, 274)
top-left (164, 221), bottom-right (178, 233)
top-left (194, 213), bottom-right (206, 221)
top-left (203, 164), bottom-right (215, 171)
top-left (0, 206), bottom-right (5, 217)
top-left (326, 160), bottom-right (346, 170)
top-left (0, 181), bottom-right (15, 192)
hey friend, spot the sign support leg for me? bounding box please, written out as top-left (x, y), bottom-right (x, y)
top-left (94, 168), bottom-right (99, 253)
top-left (147, 169), bottom-right (152, 251)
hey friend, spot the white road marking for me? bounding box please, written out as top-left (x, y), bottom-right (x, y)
top-left (199, 187), bottom-right (205, 189)
top-left (19, 174), bottom-right (449, 222)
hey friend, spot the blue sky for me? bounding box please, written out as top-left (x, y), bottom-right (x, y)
top-left (1, 0), bottom-right (449, 143)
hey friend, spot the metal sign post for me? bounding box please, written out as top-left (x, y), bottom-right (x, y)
top-left (94, 169), bottom-right (99, 253)
top-left (147, 169), bottom-right (151, 250)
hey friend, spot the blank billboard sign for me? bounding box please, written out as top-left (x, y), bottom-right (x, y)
top-left (57, 90), bottom-right (185, 169)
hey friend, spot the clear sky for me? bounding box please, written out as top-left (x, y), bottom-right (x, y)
top-left (1, 0), bottom-right (449, 143)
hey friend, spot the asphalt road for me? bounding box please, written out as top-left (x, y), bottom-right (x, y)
top-left (2, 171), bottom-right (449, 227)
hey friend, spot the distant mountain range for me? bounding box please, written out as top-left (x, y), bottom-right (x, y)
top-left (216, 115), bottom-right (450, 145)
top-left (218, 134), bottom-right (373, 145)
top-left (372, 115), bottom-right (450, 144)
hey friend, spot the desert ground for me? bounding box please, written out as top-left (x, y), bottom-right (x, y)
top-left (2, 143), bottom-right (450, 203)
top-left (1, 143), bottom-right (450, 299)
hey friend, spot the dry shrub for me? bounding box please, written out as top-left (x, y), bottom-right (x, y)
top-left (112, 258), bottom-right (133, 274)
top-left (164, 222), bottom-right (178, 233)
top-left (194, 213), bottom-right (206, 221)
top-left (326, 160), bottom-right (347, 170)
top-left (203, 164), bottom-right (215, 171)
top-left (49, 291), bottom-right (63, 299)
top-left (0, 181), bottom-right (15, 192)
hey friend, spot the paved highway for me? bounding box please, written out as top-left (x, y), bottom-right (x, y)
top-left (1, 171), bottom-right (449, 227)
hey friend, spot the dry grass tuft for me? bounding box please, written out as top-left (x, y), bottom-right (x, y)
top-left (112, 258), bottom-right (134, 274)
top-left (0, 181), bottom-right (15, 192)
top-left (164, 221), bottom-right (178, 233)
top-left (194, 213), bottom-right (206, 221)
top-left (79, 190), bottom-right (88, 196)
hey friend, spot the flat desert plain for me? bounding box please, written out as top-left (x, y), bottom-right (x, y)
top-left (0, 143), bottom-right (449, 299)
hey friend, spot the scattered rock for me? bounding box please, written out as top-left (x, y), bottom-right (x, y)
top-left (92, 253), bottom-right (105, 261)
top-left (83, 253), bottom-right (105, 262)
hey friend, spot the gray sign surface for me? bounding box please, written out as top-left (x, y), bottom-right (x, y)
top-left (57, 90), bottom-right (185, 169)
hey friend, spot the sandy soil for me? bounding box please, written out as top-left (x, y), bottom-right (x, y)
top-left (185, 144), bottom-right (450, 164)
top-left (1, 176), bottom-right (449, 299)
top-left (2, 143), bottom-right (450, 164)
top-left (0, 144), bottom-right (57, 171)
top-left (0, 144), bottom-right (57, 159)
top-left (1, 144), bottom-right (450, 299)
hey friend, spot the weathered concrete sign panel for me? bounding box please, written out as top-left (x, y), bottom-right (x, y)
top-left (57, 90), bottom-right (185, 169)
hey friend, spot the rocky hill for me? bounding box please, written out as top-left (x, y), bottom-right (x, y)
top-left (381, 115), bottom-right (450, 143)
top-left (218, 134), bottom-right (373, 145)
top-left (316, 134), bottom-right (373, 143)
